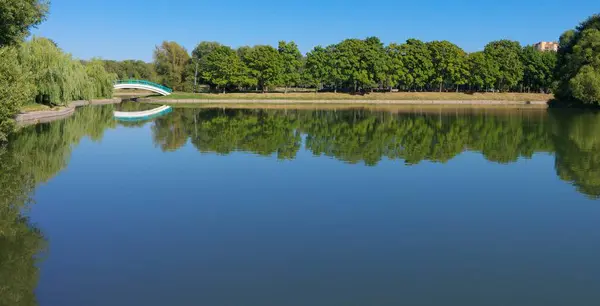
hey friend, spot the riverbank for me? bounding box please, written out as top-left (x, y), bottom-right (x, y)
top-left (140, 92), bottom-right (551, 106)
top-left (16, 98), bottom-right (122, 126)
top-left (146, 91), bottom-right (552, 101)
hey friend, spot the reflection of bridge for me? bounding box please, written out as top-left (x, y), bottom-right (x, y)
top-left (114, 80), bottom-right (173, 96)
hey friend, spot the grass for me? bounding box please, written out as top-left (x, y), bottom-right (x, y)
top-left (153, 91), bottom-right (553, 101)
top-left (153, 102), bottom-right (549, 114)
top-left (19, 103), bottom-right (55, 112)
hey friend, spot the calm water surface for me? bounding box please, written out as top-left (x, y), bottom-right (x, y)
top-left (2, 104), bottom-right (600, 306)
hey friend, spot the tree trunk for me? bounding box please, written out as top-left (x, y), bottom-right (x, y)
top-left (285, 85), bottom-right (288, 94)
top-left (439, 82), bottom-right (443, 92)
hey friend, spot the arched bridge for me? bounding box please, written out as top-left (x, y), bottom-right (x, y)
top-left (114, 80), bottom-right (173, 96)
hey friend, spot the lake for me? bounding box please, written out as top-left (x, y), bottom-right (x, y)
top-left (2, 104), bottom-right (600, 306)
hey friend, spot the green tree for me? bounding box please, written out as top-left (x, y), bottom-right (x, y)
top-left (520, 46), bottom-right (556, 93)
top-left (0, 0), bottom-right (49, 46)
top-left (153, 41), bottom-right (190, 91)
top-left (555, 14), bottom-right (600, 105)
top-left (427, 41), bottom-right (468, 92)
top-left (240, 45), bottom-right (283, 92)
top-left (85, 59), bottom-right (116, 99)
top-left (20, 37), bottom-right (93, 105)
top-left (0, 47), bottom-right (35, 142)
top-left (192, 41), bottom-right (222, 60)
top-left (386, 43), bottom-right (407, 91)
top-left (278, 41), bottom-right (303, 93)
top-left (200, 45), bottom-right (246, 93)
top-left (335, 38), bottom-right (373, 92)
top-left (396, 39), bottom-right (434, 91)
top-left (483, 40), bottom-right (524, 91)
top-left (467, 51), bottom-right (496, 91)
top-left (305, 46), bottom-right (330, 91)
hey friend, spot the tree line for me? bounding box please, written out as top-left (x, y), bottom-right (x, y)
top-left (102, 13), bottom-right (599, 105)
top-left (139, 38), bottom-right (557, 95)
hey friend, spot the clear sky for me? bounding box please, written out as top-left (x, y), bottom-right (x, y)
top-left (31, 0), bottom-right (598, 62)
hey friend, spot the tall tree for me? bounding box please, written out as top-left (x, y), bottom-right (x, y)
top-left (386, 43), bottom-right (407, 91)
top-left (467, 51), bottom-right (496, 91)
top-left (278, 41), bottom-right (303, 93)
top-left (555, 14), bottom-right (600, 105)
top-left (520, 46), bottom-right (556, 93)
top-left (192, 41), bottom-right (222, 60)
top-left (20, 37), bottom-right (92, 105)
top-left (364, 37), bottom-right (390, 91)
top-left (396, 39), bottom-right (434, 91)
top-left (200, 45), bottom-right (246, 93)
top-left (483, 40), bottom-right (524, 91)
top-left (153, 41), bottom-right (190, 91)
top-left (0, 0), bottom-right (49, 46)
top-left (335, 38), bottom-right (373, 92)
top-left (428, 41), bottom-right (468, 92)
top-left (240, 45), bottom-right (283, 92)
top-left (305, 46), bottom-right (333, 92)
top-left (0, 47), bottom-right (35, 142)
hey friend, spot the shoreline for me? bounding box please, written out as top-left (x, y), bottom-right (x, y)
top-left (16, 98), bottom-right (122, 126)
top-left (140, 98), bottom-right (549, 107)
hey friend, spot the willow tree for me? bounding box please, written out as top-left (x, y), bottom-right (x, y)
top-left (20, 37), bottom-right (92, 105)
top-left (0, 47), bottom-right (35, 143)
top-left (85, 59), bottom-right (116, 99)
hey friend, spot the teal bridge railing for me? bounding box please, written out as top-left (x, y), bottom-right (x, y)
top-left (115, 79), bottom-right (173, 93)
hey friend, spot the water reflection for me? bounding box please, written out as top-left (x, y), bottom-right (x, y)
top-left (6, 106), bottom-right (600, 199)
top-left (0, 105), bottom-right (115, 305)
top-left (2, 105), bottom-right (600, 304)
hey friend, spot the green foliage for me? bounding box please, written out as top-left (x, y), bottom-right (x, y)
top-left (0, 147), bottom-right (45, 306)
top-left (427, 41), bottom-right (469, 91)
top-left (278, 41), bottom-right (303, 92)
top-left (200, 45), bottom-right (246, 93)
top-left (0, 0), bottom-right (49, 47)
top-left (154, 41), bottom-right (190, 91)
top-left (0, 46), bottom-right (35, 143)
top-left (85, 59), bottom-right (117, 99)
top-left (395, 39), bottom-right (434, 90)
top-left (521, 46), bottom-right (557, 93)
top-left (102, 60), bottom-right (157, 82)
top-left (550, 110), bottom-right (600, 197)
top-left (192, 41), bottom-right (222, 60)
top-left (305, 46), bottom-right (330, 90)
top-left (555, 15), bottom-right (600, 105)
top-left (240, 45), bottom-right (283, 92)
top-left (468, 51), bottom-right (496, 90)
top-left (19, 38), bottom-right (114, 106)
top-left (20, 37), bottom-right (89, 105)
top-left (569, 65), bottom-right (600, 103)
top-left (483, 40), bottom-right (524, 91)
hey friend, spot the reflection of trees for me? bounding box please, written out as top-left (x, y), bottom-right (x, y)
top-left (12, 105), bottom-right (116, 183)
top-left (0, 105), bottom-right (117, 305)
top-left (152, 109), bottom-right (302, 159)
top-left (550, 111), bottom-right (600, 198)
top-left (0, 147), bottom-right (45, 306)
top-left (151, 108), bottom-right (554, 165)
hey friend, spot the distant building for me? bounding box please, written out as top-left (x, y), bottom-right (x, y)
top-left (533, 41), bottom-right (559, 52)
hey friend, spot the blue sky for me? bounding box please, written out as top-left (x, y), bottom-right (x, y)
top-left (32, 0), bottom-right (598, 62)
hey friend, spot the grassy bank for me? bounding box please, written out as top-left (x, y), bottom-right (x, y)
top-left (151, 92), bottom-right (553, 101)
